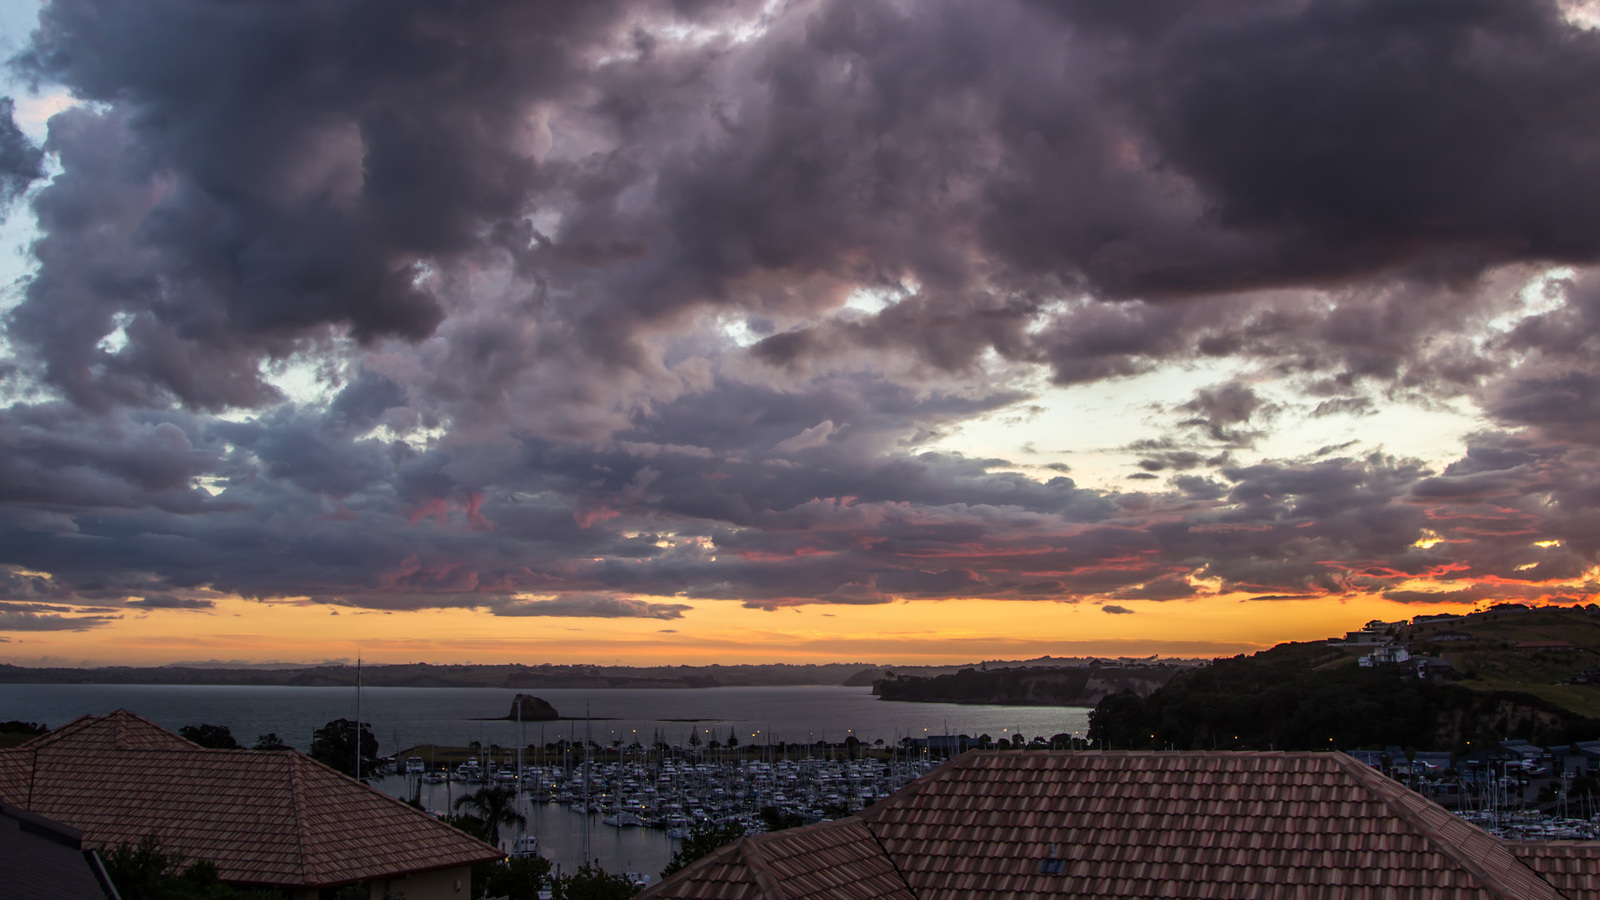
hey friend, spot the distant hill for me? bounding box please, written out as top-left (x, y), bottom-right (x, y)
top-left (1086, 639), bottom-right (1600, 751)
top-left (0, 657), bottom-right (1201, 690)
top-left (0, 661), bottom-right (878, 689)
top-left (873, 664), bottom-right (1185, 707)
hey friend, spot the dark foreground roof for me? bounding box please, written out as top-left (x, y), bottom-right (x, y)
top-left (0, 800), bottom-right (118, 900)
top-left (0, 710), bottom-right (501, 889)
top-left (645, 750), bottom-right (1599, 900)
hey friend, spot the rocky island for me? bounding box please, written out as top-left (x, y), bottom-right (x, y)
top-left (502, 694), bottom-right (559, 720)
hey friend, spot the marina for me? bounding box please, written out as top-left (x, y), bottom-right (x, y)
top-left (375, 743), bottom-right (952, 880)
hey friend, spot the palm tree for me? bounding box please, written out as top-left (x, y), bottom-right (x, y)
top-left (453, 784), bottom-right (526, 849)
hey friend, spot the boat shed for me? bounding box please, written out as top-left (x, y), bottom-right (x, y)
top-left (643, 749), bottom-right (1600, 900)
top-left (0, 710), bottom-right (502, 900)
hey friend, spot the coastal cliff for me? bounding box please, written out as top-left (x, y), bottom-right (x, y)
top-left (873, 665), bottom-right (1183, 707)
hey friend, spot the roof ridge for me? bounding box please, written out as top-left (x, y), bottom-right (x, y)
top-left (287, 753), bottom-right (314, 885)
top-left (1332, 753), bottom-right (1564, 900)
top-left (857, 813), bottom-right (919, 900)
top-left (739, 832), bottom-right (787, 900)
top-left (17, 713), bottom-right (106, 750)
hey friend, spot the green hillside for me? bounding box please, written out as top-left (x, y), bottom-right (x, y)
top-left (1086, 639), bottom-right (1600, 751)
top-left (1408, 606), bottom-right (1600, 718)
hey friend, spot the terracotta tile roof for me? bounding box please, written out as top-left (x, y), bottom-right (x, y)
top-left (647, 751), bottom-right (1594, 900)
top-left (0, 710), bottom-right (501, 889)
top-left (647, 818), bottom-right (915, 900)
top-left (1511, 844), bottom-right (1600, 900)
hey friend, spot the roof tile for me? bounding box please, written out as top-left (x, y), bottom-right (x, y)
top-left (0, 710), bottom-right (501, 888)
top-left (647, 750), bottom-right (1597, 900)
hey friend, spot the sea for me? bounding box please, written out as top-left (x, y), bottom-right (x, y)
top-left (1, 683), bottom-right (1091, 880)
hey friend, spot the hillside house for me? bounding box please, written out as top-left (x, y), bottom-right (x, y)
top-left (1330, 629), bottom-right (1391, 647)
top-left (1357, 643), bottom-right (1411, 667)
top-left (0, 711), bottom-right (502, 900)
top-left (642, 750), bottom-right (1600, 900)
top-left (1413, 656), bottom-right (1460, 680)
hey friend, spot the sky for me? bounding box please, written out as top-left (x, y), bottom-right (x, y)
top-left (4, 0), bottom-right (1600, 667)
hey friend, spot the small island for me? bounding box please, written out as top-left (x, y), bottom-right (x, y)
top-left (503, 694), bottom-right (559, 721)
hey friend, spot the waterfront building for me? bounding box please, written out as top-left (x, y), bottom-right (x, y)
top-left (0, 710), bottom-right (502, 900)
top-left (643, 750), bottom-right (1600, 899)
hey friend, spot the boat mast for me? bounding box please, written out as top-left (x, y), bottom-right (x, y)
top-left (354, 652), bottom-right (362, 782)
top-left (515, 698), bottom-right (524, 851)
top-left (583, 704), bottom-right (592, 866)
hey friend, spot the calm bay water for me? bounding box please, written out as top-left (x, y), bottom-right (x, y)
top-left (1, 683), bottom-right (1090, 880)
top-left (0, 683), bottom-right (1090, 751)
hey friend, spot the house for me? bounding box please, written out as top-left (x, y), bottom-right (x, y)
top-left (1570, 666), bottom-right (1600, 685)
top-left (1358, 643), bottom-right (1411, 667)
top-left (1429, 631), bottom-right (1475, 642)
top-left (1413, 656), bottom-right (1460, 680)
top-left (642, 750), bottom-right (1600, 900)
top-left (1330, 630), bottom-right (1391, 647)
top-left (1, 800), bottom-right (119, 900)
top-left (0, 710), bottom-right (502, 900)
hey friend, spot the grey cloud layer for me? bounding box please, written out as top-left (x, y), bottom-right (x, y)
top-left (3, 0), bottom-right (1600, 626)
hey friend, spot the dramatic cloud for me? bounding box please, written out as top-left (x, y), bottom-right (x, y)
top-left (0, 610), bottom-right (118, 631)
top-left (490, 596), bottom-right (692, 620)
top-left (2, 0), bottom-right (1600, 652)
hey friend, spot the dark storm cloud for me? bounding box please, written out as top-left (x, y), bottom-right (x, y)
top-left (0, 610), bottom-right (117, 630)
top-left (11, 0), bottom-right (1595, 412)
top-left (1112, 576), bottom-right (1196, 602)
top-left (0, 97), bottom-right (42, 209)
top-left (3, 0), bottom-right (1600, 628)
top-left (125, 594), bottom-right (214, 610)
top-left (489, 595), bottom-right (691, 619)
top-left (6, 0), bottom-right (761, 410)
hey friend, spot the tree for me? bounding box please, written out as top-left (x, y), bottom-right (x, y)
top-left (759, 806), bottom-right (804, 832)
top-left (309, 718), bottom-right (379, 779)
top-left (454, 784), bottom-right (527, 848)
top-left (0, 720), bottom-right (46, 735)
top-left (101, 835), bottom-right (279, 900)
top-left (178, 724), bottom-right (240, 749)
top-left (662, 821), bottom-right (745, 879)
top-left (688, 731), bottom-right (701, 748)
top-left (550, 861), bottom-right (640, 900)
top-left (483, 854), bottom-right (553, 900)
top-left (442, 812), bottom-right (492, 843)
top-left (726, 729), bottom-right (739, 749)
top-left (253, 733), bottom-right (290, 751)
